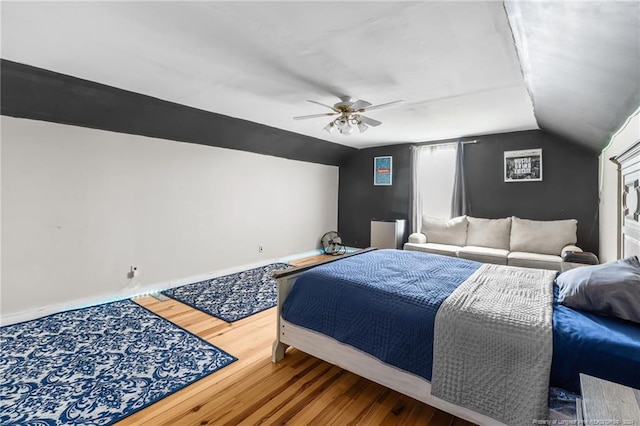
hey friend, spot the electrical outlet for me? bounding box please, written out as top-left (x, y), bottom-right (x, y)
top-left (129, 266), bottom-right (139, 278)
top-left (258, 245), bottom-right (263, 253)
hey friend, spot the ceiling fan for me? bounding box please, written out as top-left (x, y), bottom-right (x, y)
top-left (293, 96), bottom-right (405, 135)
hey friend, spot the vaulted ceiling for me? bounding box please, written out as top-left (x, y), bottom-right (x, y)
top-left (2, 1), bottom-right (638, 152)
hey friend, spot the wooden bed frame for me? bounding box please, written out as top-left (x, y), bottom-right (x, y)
top-left (271, 147), bottom-right (640, 424)
top-left (611, 140), bottom-right (640, 259)
top-left (271, 248), bottom-right (504, 426)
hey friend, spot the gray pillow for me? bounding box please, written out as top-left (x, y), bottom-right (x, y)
top-left (556, 256), bottom-right (640, 324)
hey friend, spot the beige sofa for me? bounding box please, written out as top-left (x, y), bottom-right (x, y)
top-left (403, 216), bottom-right (583, 271)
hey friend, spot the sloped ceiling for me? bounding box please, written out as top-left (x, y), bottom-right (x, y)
top-left (506, 1), bottom-right (640, 153)
top-left (1, 1), bottom-right (638, 152)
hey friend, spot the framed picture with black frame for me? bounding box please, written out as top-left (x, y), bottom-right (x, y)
top-left (504, 149), bottom-right (542, 182)
top-left (374, 156), bottom-right (392, 186)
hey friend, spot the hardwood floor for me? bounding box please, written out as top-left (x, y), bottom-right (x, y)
top-left (119, 256), bottom-right (475, 425)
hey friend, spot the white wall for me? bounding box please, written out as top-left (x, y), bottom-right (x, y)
top-left (599, 110), bottom-right (640, 263)
top-left (1, 117), bottom-right (338, 322)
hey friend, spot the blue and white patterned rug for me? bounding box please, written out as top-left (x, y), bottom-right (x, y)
top-left (0, 300), bottom-right (236, 426)
top-left (162, 263), bottom-right (293, 322)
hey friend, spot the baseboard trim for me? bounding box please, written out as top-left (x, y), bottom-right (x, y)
top-left (1, 252), bottom-right (312, 326)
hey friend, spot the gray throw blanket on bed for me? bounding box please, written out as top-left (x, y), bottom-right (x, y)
top-left (431, 264), bottom-right (556, 426)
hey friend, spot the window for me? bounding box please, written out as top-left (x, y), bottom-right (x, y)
top-left (410, 141), bottom-right (471, 233)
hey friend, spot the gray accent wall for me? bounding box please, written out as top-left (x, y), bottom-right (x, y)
top-left (339, 145), bottom-right (411, 248)
top-left (338, 130), bottom-right (599, 255)
top-left (464, 131), bottom-right (599, 255)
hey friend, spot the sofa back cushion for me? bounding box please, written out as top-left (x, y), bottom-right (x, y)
top-left (510, 217), bottom-right (577, 255)
top-left (421, 215), bottom-right (468, 246)
top-left (466, 217), bottom-right (512, 250)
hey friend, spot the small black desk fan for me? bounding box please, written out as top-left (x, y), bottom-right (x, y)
top-left (321, 231), bottom-right (346, 255)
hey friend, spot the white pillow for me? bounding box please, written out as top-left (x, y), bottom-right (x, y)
top-left (466, 217), bottom-right (512, 250)
top-left (510, 217), bottom-right (577, 255)
top-left (421, 216), bottom-right (468, 246)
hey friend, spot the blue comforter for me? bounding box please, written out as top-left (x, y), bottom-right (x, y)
top-left (282, 249), bottom-right (481, 380)
top-left (282, 250), bottom-right (640, 393)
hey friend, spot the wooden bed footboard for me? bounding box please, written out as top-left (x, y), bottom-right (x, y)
top-left (271, 247), bottom-right (376, 363)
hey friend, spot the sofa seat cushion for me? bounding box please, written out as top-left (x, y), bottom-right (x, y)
top-left (466, 217), bottom-right (512, 250)
top-left (510, 217), bottom-right (578, 256)
top-left (421, 216), bottom-right (468, 246)
top-left (508, 251), bottom-right (563, 270)
top-left (458, 246), bottom-right (509, 265)
top-left (403, 242), bottom-right (460, 257)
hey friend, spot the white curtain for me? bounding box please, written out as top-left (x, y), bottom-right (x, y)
top-left (410, 143), bottom-right (458, 233)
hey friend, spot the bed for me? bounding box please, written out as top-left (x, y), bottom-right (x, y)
top-left (272, 248), bottom-right (640, 426)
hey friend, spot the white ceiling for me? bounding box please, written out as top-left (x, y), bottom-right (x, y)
top-left (1, 1), bottom-right (539, 149)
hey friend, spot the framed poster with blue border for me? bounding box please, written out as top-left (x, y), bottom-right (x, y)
top-left (374, 156), bottom-right (392, 186)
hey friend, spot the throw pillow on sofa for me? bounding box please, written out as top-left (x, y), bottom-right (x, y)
top-left (466, 217), bottom-right (512, 250)
top-left (510, 217), bottom-right (577, 256)
top-left (421, 215), bottom-right (468, 246)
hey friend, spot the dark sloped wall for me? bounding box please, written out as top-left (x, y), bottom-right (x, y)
top-left (1, 59), bottom-right (356, 166)
top-left (338, 130), bottom-right (600, 255)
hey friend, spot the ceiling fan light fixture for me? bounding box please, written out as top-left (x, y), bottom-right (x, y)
top-left (357, 120), bottom-right (368, 133)
top-left (340, 121), bottom-right (354, 135)
top-left (323, 122), bottom-right (335, 133)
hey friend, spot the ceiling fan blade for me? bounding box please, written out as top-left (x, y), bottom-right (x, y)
top-left (351, 99), bottom-right (372, 111)
top-left (293, 112), bottom-right (338, 120)
top-left (362, 100), bottom-right (405, 112)
top-left (307, 100), bottom-right (339, 111)
top-left (359, 115), bottom-right (382, 127)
